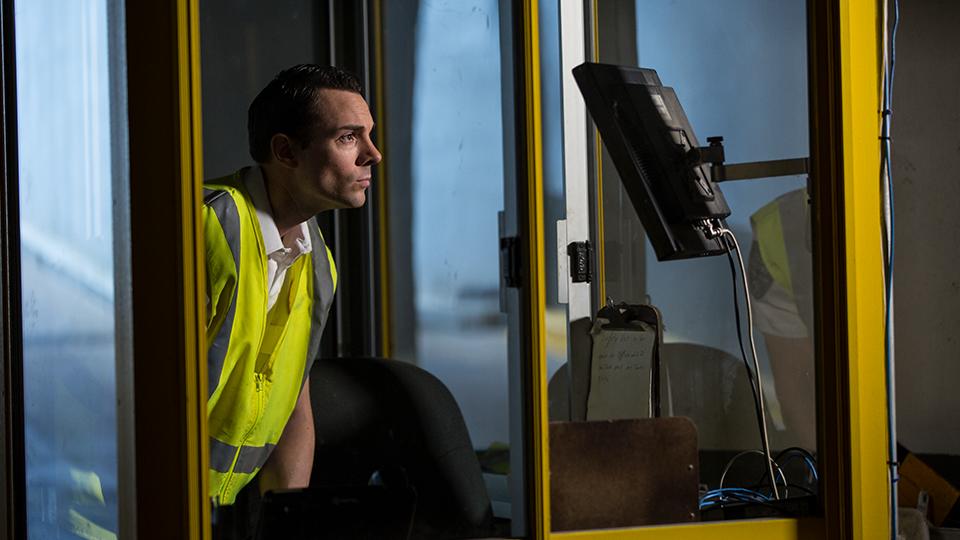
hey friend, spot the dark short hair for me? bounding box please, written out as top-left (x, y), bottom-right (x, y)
top-left (248, 64), bottom-right (363, 163)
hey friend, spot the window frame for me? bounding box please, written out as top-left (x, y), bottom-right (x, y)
top-left (0, 0), bottom-right (26, 535)
top-left (532, 0), bottom-right (888, 539)
top-left (125, 0), bottom-right (208, 538)
top-left (0, 0), bottom-right (143, 537)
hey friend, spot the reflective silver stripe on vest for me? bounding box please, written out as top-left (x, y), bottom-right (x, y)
top-left (209, 437), bottom-right (239, 473)
top-left (209, 438), bottom-right (276, 474)
top-left (204, 188), bottom-right (241, 397)
top-left (234, 443), bottom-right (276, 474)
top-left (303, 220), bottom-right (335, 385)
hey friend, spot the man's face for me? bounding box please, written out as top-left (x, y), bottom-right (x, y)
top-left (290, 89), bottom-right (381, 212)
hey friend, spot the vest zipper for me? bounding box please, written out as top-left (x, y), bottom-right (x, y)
top-left (218, 372), bottom-right (266, 500)
top-left (254, 275), bottom-right (297, 375)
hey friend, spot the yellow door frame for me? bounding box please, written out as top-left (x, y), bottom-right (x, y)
top-left (371, 0), bottom-right (392, 358)
top-left (836, 0), bottom-right (888, 537)
top-left (126, 0), bottom-right (208, 538)
top-left (517, 1), bottom-right (550, 538)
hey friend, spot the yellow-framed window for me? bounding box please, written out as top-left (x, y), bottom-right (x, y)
top-left (527, 0), bottom-right (888, 538)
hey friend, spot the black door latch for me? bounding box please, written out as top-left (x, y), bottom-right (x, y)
top-left (567, 241), bottom-right (592, 283)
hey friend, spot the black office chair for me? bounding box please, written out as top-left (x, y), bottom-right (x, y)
top-left (306, 356), bottom-right (494, 539)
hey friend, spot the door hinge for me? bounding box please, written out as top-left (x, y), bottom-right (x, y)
top-left (500, 236), bottom-right (521, 288)
top-left (567, 241), bottom-right (592, 283)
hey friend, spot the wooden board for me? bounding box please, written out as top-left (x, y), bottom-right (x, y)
top-left (549, 417), bottom-right (699, 531)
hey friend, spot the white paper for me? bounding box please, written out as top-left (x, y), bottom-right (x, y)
top-left (586, 328), bottom-right (656, 420)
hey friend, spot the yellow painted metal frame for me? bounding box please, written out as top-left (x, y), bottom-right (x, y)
top-left (177, 0), bottom-right (209, 537)
top-left (838, 0), bottom-right (888, 538)
top-left (126, 0), bottom-right (207, 536)
top-left (593, 134), bottom-right (606, 305)
top-left (519, 1), bottom-right (550, 539)
top-left (534, 1), bottom-right (888, 538)
top-left (590, 1), bottom-right (606, 304)
top-left (371, 0), bottom-right (392, 358)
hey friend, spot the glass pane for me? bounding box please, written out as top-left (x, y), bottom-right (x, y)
top-left (383, 0), bottom-right (516, 535)
top-left (540, 0), bottom-right (570, 403)
top-left (551, 0), bottom-right (815, 529)
top-left (15, 0), bottom-right (125, 536)
top-left (632, 0), bottom-right (814, 452)
top-left (201, 2), bottom-right (508, 537)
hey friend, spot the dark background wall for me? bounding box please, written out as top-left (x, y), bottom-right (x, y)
top-left (199, 0), bottom-right (322, 178)
top-left (892, 0), bottom-right (960, 454)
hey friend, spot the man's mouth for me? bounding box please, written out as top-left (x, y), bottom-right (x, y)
top-left (357, 177), bottom-right (371, 188)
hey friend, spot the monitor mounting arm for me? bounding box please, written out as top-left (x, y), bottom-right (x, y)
top-left (688, 136), bottom-right (809, 183)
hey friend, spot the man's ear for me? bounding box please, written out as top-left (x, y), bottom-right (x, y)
top-left (270, 133), bottom-right (298, 168)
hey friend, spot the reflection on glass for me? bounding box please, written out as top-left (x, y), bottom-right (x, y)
top-left (746, 187), bottom-right (815, 450)
top-left (16, 0), bottom-right (123, 537)
top-left (384, 0), bottom-right (514, 525)
top-left (410, 0), bottom-right (506, 451)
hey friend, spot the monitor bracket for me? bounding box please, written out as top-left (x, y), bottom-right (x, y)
top-left (688, 136), bottom-right (809, 183)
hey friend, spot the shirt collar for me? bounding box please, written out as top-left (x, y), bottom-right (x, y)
top-left (243, 166), bottom-right (312, 256)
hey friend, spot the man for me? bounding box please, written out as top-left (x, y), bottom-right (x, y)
top-left (202, 64), bottom-right (381, 505)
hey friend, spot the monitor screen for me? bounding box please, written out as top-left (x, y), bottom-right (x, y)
top-left (573, 62), bottom-right (731, 261)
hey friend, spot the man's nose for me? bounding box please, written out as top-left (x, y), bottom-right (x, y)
top-left (360, 139), bottom-right (382, 166)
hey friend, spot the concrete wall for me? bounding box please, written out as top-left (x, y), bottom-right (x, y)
top-left (892, 0), bottom-right (960, 455)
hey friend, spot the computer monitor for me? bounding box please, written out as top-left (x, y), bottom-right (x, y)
top-left (573, 62), bottom-right (731, 261)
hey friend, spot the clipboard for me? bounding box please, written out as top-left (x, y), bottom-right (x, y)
top-left (586, 303), bottom-right (664, 419)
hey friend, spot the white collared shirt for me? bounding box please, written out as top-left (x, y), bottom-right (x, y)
top-left (243, 166), bottom-right (313, 311)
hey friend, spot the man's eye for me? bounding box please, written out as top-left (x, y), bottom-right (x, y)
top-left (339, 133), bottom-right (357, 143)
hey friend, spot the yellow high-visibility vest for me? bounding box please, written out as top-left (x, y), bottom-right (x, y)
top-left (750, 188), bottom-right (813, 334)
top-left (203, 168), bottom-right (337, 505)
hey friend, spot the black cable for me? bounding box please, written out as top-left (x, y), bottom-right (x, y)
top-left (723, 233), bottom-right (779, 499)
top-left (725, 239), bottom-right (764, 436)
top-left (775, 446), bottom-right (816, 461)
top-left (784, 484), bottom-right (817, 497)
top-left (701, 496), bottom-right (802, 517)
top-left (749, 449), bottom-right (819, 496)
top-left (775, 446), bottom-right (818, 474)
top-left (720, 450), bottom-right (788, 497)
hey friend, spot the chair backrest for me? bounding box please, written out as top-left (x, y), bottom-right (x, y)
top-left (309, 356), bottom-right (494, 538)
top-left (548, 342), bottom-right (761, 450)
top-left (660, 342), bottom-right (760, 450)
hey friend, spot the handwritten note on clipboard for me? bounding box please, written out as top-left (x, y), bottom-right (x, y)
top-left (586, 304), bottom-right (663, 421)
